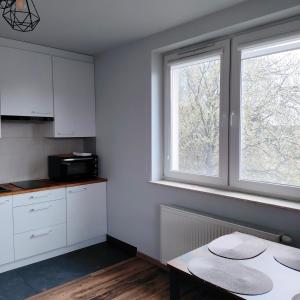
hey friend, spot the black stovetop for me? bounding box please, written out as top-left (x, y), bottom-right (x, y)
top-left (12, 179), bottom-right (54, 190)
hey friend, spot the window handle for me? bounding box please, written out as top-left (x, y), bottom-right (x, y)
top-left (230, 112), bottom-right (236, 127)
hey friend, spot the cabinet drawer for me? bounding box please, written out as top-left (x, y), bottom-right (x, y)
top-left (14, 199), bottom-right (66, 234)
top-left (14, 224), bottom-right (66, 261)
top-left (13, 188), bottom-right (65, 207)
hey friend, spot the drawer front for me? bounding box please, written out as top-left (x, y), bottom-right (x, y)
top-left (14, 224), bottom-right (66, 261)
top-left (14, 199), bottom-right (66, 234)
top-left (13, 188), bottom-right (65, 207)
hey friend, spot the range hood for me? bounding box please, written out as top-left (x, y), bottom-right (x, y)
top-left (1, 115), bottom-right (54, 121)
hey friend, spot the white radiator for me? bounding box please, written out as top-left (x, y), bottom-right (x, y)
top-left (160, 205), bottom-right (282, 264)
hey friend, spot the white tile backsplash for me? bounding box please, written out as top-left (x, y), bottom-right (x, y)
top-left (1, 121), bottom-right (46, 138)
top-left (0, 121), bottom-right (84, 183)
top-left (44, 138), bottom-right (84, 156)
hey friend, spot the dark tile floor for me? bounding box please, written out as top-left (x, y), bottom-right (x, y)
top-left (0, 242), bottom-right (133, 300)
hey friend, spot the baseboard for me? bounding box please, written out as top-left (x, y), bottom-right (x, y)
top-left (0, 235), bottom-right (106, 274)
top-left (107, 234), bottom-right (137, 256)
top-left (106, 235), bottom-right (167, 271)
top-left (137, 251), bottom-right (168, 271)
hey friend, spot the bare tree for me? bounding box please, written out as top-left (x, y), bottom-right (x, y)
top-left (176, 58), bottom-right (220, 176)
top-left (241, 50), bottom-right (300, 186)
top-left (175, 49), bottom-right (300, 186)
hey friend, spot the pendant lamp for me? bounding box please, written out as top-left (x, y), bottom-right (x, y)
top-left (2, 0), bottom-right (40, 32)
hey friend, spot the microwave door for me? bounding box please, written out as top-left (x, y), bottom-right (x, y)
top-left (62, 158), bottom-right (94, 179)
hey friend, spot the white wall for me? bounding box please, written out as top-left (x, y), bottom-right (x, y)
top-left (95, 0), bottom-right (300, 259)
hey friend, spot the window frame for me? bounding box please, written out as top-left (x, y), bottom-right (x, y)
top-left (160, 20), bottom-right (300, 201)
top-left (230, 22), bottom-right (300, 200)
top-left (163, 39), bottom-right (230, 187)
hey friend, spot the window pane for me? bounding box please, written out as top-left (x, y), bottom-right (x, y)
top-left (240, 46), bottom-right (300, 187)
top-left (170, 54), bottom-right (221, 176)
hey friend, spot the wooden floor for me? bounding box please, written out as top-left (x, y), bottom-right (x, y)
top-left (25, 257), bottom-right (229, 300)
top-left (27, 257), bottom-right (173, 300)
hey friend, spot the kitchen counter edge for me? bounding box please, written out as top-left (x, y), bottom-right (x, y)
top-left (0, 178), bottom-right (108, 196)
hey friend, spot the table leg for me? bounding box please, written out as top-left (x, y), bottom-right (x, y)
top-left (170, 269), bottom-right (180, 300)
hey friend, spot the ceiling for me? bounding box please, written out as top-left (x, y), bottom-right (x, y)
top-left (0, 0), bottom-right (247, 55)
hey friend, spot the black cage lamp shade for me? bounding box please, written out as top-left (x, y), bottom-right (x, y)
top-left (2, 0), bottom-right (40, 32)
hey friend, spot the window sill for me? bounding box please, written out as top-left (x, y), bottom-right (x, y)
top-left (150, 180), bottom-right (300, 212)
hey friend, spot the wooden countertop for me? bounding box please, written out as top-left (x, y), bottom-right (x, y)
top-left (0, 177), bottom-right (107, 196)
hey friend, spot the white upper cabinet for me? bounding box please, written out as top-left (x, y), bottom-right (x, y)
top-left (0, 47), bottom-right (53, 118)
top-left (50, 57), bottom-right (96, 137)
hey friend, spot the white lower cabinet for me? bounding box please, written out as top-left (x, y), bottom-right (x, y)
top-left (67, 183), bottom-right (107, 246)
top-left (0, 196), bottom-right (14, 265)
top-left (14, 224), bottom-right (66, 260)
top-left (0, 182), bottom-right (107, 271)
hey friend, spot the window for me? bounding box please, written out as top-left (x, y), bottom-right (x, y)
top-left (231, 32), bottom-right (300, 198)
top-left (164, 40), bottom-right (229, 186)
top-left (163, 22), bottom-right (300, 200)
top-left (240, 41), bottom-right (300, 187)
top-left (171, 54), bottom-right (221, 177)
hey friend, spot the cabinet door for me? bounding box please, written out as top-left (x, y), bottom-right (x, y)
top-left (67, 183), bottom-right (106, 245)
top-left (0, 196), bottom-right (14, 265)
top-left (52, 57), bottom-right (96, 137)
top-left (0, 47), bottom-right (53, 118)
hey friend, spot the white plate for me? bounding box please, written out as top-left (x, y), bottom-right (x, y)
top-left (72, 152), bottom-right (92, 157)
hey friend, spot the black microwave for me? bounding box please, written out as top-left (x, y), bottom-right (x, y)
top-left (48, 154), bottom-right (98, 181)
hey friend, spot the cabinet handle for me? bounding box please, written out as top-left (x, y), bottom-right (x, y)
top-left (0, 200), bottom-right (9, 205)
top-left (29, 205), bottom-right (52, 213)
top-left (57, 132), bottom-right (75, 136)
top-left (29, 194), bottom-right (50, 200)
top-left (30, 229), bottom-right (52, 239)
top-left (31, 111), bottom-right (50, 115)
top-left (68, 188), bottom-right (87, 194)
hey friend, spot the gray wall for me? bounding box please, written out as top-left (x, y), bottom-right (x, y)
top-left (95, 0), bottom-right (300, 259)
top-left (0, 121), bottom-right (84, 183)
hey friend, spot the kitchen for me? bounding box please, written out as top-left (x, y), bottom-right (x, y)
top-left (1, 1), bottom-right (300, 300)
top-left (0, 21), bottom-right (113, 297)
